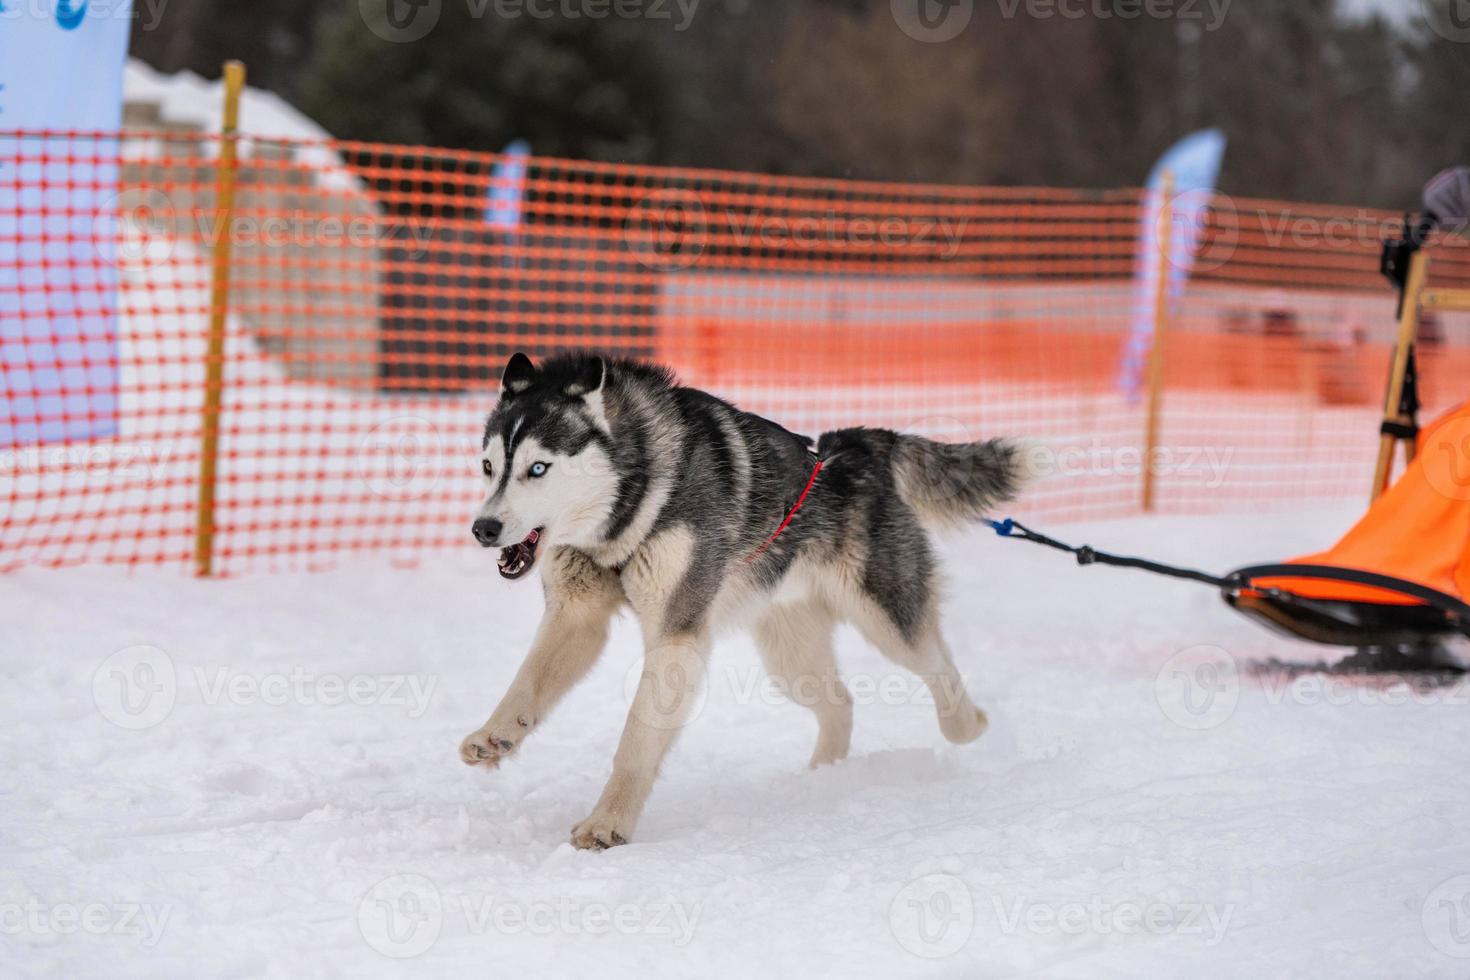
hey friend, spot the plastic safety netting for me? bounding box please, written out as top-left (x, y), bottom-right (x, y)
top-left (3, 129), bottom-right (1468, 574)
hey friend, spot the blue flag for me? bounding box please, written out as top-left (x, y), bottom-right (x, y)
top-left (486, 140), bottom-right (531, 230)
top-left (1118, 128), bottom-right (1226, 400)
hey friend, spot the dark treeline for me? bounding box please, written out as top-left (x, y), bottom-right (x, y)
top-left (129, 0), bottom-right (1470, 208)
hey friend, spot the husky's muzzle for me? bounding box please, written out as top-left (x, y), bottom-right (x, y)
top-left (495, 528), bottom-right (542, 580)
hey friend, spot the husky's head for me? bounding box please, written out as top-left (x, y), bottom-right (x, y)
top-left (473, 352), bottom-right (619, 579)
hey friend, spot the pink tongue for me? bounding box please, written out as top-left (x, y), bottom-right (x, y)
top-left (524, 529), bottom-right (539, 546)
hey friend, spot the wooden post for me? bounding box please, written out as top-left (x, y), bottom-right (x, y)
top-left (193, 60), bottom-right (246, 577)
top-left (1370, 250), bottom-right (1427, 503)
top-left (1141, 171), bottom-right (1174, 512)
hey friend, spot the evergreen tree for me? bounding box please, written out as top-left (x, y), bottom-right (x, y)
top-left (299, 2), bottom-right (674, 162)
top-left (126, 0), bottom-right (1465, 206)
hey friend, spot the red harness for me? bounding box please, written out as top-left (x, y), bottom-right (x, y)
top-left (746, 459), bottom-right (823, 563)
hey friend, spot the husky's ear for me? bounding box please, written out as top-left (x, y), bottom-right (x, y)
top-left (500, 352), bottom-right (536, 397)
top-left (561, 356), bottom-right (605, 398)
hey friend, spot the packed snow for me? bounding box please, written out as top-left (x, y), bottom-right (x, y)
top-left (123, 58), bottom-right (358, 190)
top-left (4, 505), bottom-right (1470, 977)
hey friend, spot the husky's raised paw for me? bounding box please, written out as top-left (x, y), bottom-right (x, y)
top-left (461, 717), bottom-right (538, 769)
top-left (570, 814), bottom-right (629, 851)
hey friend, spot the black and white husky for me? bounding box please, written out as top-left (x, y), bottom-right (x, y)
top-left (460, 351), bottom-right (1027, 849)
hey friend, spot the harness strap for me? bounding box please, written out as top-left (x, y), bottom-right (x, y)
top-left (746, 459), bottom-right (823, 563)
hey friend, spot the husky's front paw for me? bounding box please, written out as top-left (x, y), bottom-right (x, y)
top-left (570, 812), bottom-right (630, 850)
top-left (458, 714), bottom-right (533, 768)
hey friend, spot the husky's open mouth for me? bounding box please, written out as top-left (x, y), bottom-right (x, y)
top-left (497, 528), bottom-right (542, 580)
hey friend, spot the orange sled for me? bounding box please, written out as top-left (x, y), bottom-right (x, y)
top-left (1227, 399), bottom-right (1470, 648)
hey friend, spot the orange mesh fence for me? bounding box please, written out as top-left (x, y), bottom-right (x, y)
top-left (2, 128), bottom-right (1468, 575)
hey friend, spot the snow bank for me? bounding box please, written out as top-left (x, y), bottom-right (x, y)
top-left (123, 59), bottom-right (357, 191)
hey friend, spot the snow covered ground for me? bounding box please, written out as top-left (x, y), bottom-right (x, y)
top-left (4, 506), bottom-right (1470, 978)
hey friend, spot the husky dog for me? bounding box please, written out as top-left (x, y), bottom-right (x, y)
top-left (460, 351), bottom-right (1026, 849)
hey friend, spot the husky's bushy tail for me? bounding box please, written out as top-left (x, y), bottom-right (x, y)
top-left (889, 434), bottom-right (1030, 529)
top-left (815, 428), bottom-right (1032, 530)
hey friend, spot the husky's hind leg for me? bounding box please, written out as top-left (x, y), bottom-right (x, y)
top-left (848, 594), bottom-right (987, 745)
top-left (925, 629), bottom-right (988, 743)
top-left (754, 599), bottom-right (852, 767)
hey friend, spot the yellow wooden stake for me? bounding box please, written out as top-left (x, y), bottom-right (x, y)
top-left (194, 60), bottom-right (246, 577)
top-left (1371, 250), bottom-right (1428, 503)
top-left (1141, 171), bottom-right (1175, 513)
top-left (1419, 287), bottom-right (1470, 312)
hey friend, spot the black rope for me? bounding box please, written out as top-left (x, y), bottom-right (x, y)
top-left (982, 517), bottom-right (1470, 629)
top-left (983, 518), bottom-right (1241, 591)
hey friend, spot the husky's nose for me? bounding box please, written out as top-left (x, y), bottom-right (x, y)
top-left (472, 518), bottom-right (503, 547)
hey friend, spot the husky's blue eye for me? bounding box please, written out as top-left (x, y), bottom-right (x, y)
top-left (529, 461), bottom-right (549, 478)
top-left (481, 459), bottom-right (493, 478)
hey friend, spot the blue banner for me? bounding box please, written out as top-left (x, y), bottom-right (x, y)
top-left (0, 0), bottom-right (134, 446)
top-left (1118, 128), bottom-right (1226, 401)
top-left (485, 139), bottom-right (531, 230)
